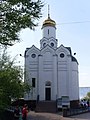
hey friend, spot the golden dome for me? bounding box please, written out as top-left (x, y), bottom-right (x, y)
top-left (42, 16), bottom-right (56, 28)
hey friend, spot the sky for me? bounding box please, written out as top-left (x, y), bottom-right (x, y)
top-left (8, 0), bottom-right (90, 87)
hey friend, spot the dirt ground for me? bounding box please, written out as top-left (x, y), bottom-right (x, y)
top-left (27, 111), bottom-right (90, 120)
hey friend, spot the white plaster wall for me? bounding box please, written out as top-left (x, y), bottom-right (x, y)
top-left (42, 26), bottom-right (56, 38)
top-left (25, 44), bottom-right (79, 102)
top-left (57, 59), bottom-right (68, 97)
top-left (66, 55), bottom-right (73, 100)
top-left (58, 70), bottom-right (68, 98)
top-left (24, 48), bottom-right (39, 100)
top-left (38, 50), bottom-right (54, 100)
top-left (71, 62), bottom-right (79, 100)
top-left (38, 55), bottom-right (43, 100)
top-left (52, 55), bottom-right (58, 100)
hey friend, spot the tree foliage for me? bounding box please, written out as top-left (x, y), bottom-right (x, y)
top-left (0, 49), bottom-right (31, 109)
top-left (86, 92), bottom-right (90, 100)
top-left (0, 0), bottom-right (43, 46)
top-left (83, 91), bottom-right (90, 100)
top-left (0, 0), bottom-right (43, 109)
top-left (87, 92), bottom-right (90, 97)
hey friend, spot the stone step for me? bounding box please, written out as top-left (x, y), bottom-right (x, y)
top-left (35, 101), bottom-right (57, 113)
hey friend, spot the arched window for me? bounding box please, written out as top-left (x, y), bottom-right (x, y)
top-left (45, 81), bottom-right (51, 86)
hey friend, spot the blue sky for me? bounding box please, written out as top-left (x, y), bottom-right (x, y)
top-left (8, 0), bottom-right (90, 87)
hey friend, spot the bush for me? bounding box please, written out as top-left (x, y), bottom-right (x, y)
top-left (0, 109), bottom-right (14, 120)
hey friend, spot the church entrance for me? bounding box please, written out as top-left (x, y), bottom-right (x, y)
top-left (45, 87), bottom-right (51, 101)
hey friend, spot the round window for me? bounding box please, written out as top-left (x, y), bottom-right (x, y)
top-left (60, 53), bottom-right (64, 58)
top-left (31, 54), bottom-right (36, 58)
top-left (51, 42), bottom-right (54, 47)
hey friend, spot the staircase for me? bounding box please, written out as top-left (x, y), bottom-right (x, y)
top-left (35, 101), bottom-right (57, 113)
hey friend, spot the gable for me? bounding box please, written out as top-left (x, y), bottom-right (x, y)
top-left (25, 45), bottom-right (40, 56)
top-left (56, 44), bottom-right (71, 55)
top-left (41, 45), bottom-right (55, 55)
top-left (40, 37), bottom-right (48, 44)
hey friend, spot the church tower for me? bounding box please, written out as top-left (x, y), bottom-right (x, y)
top-left (40, 7), bottom-right (58, 49)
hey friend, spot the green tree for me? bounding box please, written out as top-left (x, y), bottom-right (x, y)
top-left (0, 0), bottom-right (43, 109)
top-left (0, 0), bottom-right (43, 46)
top-left (87, 92), bottom-right (90, 97)
top-left (0, 49), bottom-right (31, 109)
top-left (83, 92), bottom-right (90, 101)
top-left (86, 92), bottom-right (90, 100)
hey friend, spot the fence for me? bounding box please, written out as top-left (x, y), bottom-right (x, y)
top-left (63, 107), bottom-right (90, 117)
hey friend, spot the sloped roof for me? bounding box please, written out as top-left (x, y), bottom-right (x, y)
top-left (65, 47), bottom-right (72, 55)
top-left (72, 56), bottom-right (78, 64)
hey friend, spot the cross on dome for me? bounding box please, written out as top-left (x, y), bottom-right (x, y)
top-left (48, 5), bottom-right (50, 19)
top-left (42, 5), bottom-right (56, 28)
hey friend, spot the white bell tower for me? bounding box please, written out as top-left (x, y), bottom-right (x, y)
top-left (40, 6), bottom-right (58, 49)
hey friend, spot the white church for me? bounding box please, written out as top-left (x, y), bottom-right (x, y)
top-left (24, 12), bottom-right (79, 111)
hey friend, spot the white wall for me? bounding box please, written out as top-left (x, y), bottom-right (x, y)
top-left (24, 45), bottom-right (79, 101)
top-left (42, 26), bottom-right (56, 39)
top-left (71, 62), bottom-right (79, 100)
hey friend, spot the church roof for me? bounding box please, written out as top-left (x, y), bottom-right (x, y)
top-left (24, 45), bottom-right (40, 57)
top-left (65, 47), bottom-right (78, 64)
top-left (42, 6), bottom-right (56, 29)
top-left (42, 5), bottom-right (56, 29)
top-left (72, 56), bottom-right (78, 64)
top-left (42, 16), bottom-right (56, 28)
top-left (65, 47), bottom-right (72, 55)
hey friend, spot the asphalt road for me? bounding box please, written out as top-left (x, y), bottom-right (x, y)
top-left (27, 111), bottom-right (90, 120)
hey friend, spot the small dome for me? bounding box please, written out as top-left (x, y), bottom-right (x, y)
top-left (42, 16), bottom-right (56, 28)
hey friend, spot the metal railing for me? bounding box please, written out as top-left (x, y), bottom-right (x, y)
top-left (63, 107), bottom-right (90, 117)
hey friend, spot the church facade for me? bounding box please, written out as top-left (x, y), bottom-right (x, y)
top-left (24, 15), bottom-right (79, 105)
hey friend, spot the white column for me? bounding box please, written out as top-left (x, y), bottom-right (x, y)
top-left (38, 55), bottom-right (43, 100)
top-left (67, 55), bottom-right (72, 100)
top-left (52, 54), bottom-right (58, 100)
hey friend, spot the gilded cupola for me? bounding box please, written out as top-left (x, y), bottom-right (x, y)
top-left (42, 6), bottom-right (56, 29)
top-left (42, 16), bottom-right (56, 28)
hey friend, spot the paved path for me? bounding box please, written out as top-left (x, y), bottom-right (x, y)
top-left (27, 111), bottom-right (90, 120)
top-left (70, 112), bottom-right (90, 120)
